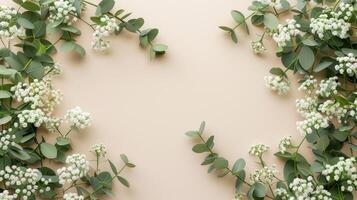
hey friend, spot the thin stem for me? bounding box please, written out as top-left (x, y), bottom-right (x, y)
top-left (69, 13), bottom-right (95, 30)
top-left (0, 37), bottom-right (6, 47)
top-left (65, 128), bottom-right (73, 137)
top-left (23, 58), bottom-right (33, 70)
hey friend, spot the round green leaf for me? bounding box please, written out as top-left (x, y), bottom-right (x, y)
top-left (298, 46), bottom-right (315, 70)
top-left (40, 143), bottom-right (57, 159)
top-left (263, 13), bottom-right (278, 30)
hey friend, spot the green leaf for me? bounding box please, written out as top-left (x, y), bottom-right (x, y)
top-left (56, 137), bottom-right (70, 146)
top-left (198, 121), bottom-right (205, 135)
top-left (269, 67), bottom-right (286, 77)
top-left (314, 61), bottom-right (333, 72)
top-left (302, 38), bottom-right (318, 46)
top-left (152, 44), bottom-right (168, 53)
top-left (263, 13), bottom-right (278, 30)
top-left (192, 144), bottom-right (209, 153)
top-left (17, 18), bottom-right (34, 29)
top-left (9, 148), bottom-right (31, 161)
top-left (0, 116), bottom-right (11, 125)
top-left (315, 135), bottom-right (329, 151)
top-left (108, 160), bottom-right (118, 174)
top-left (185, 131), bottom-right (200, 138)
top-left (96, 0), bottom-right (115, 15)
top-left (213, 157), bottom-right (228, 169)
top-left (21, 1), bottom-right (40, 11)
top-left (253, 182), bottom-right (267, 198)
top-left (40, 143), bottom-right (57, 159)
top-left (232, 158), bottom-right (245, 174)
top-left (61, 26), bottom-right (81, 35)
top-left (298, 46), bottom-right (315, 70)
top-left (219, 26), bottom-right (233, 32)
top-left (26, 60), bottom-right (44, 79)
top-left (0, 90), bottom-right (11, 99)
top-left (231, 10), bottom-right (245, 23)
top-left (230, 31), bottom-right (238, 43)
top-left (117, 176), bottom-right (130, 187)
top-left (60, 41), bottom-right (86, 56)
top-left (120, 154), bottom-right (129, 163)
top-left (310, 161), bottom-right (324, 173)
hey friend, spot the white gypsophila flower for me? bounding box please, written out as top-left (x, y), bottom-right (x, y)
top-left (251, 41), bottom-right (265, 54)
top-left (318, 100), bottom-right (348, 123)
top-left (335, 53), bottom-right (357, 77)
top-left (91, 143), bottom-right (107, 158)
top-left (0, 127), bottom-right (16, 151)
top-left (272, 19), bottom-right (300, 47)
top-left (11, 79), bottom-right (62, 114)
top-left (333, 2), bottom-right (354, 21)
top-left (0, 190), bottom-right (17, 200)
top-left (249, 144), bottom-right (269, 157)
top-left (298, 76), bottom-right (317, 94)
top-left (296, 96), bottom-right (318, 117)
top-left (63, 192), bottom-right (84, 200)
top-left (234, 193), bottom-right (244, 200)
top-left (310, 10), bottom-right (351, 40)
top-left (289, 176), bottom-right (332, 200)
top-left (316, 76), bottom-right (340, 98)
top-left (0, 5), bottom-right (23, 39)
top-left (257, 0), bottom-right (282, 9)
top-left (65, 107), bottom-right (91, 129)
top-left (278, 136), bottom-right (292, 153)
top-left (57, 154), bottom-right (89, 185)
top-left (92, 15), bottom-right (119, 51)
top-left (296, 111), bottom-right (329, 135)
top-left (45, 117), bottom-right (63, 133)
top-left (249, 165), bottom-right (277, 184)
top-left (274, 188), bottom-right (290, 200)
top-left (0, 166), bottom-right (46, 200)
top-left (349, 99), bottom-right (357, 121)
top-left (48, 0), bottom-right (78, 25)
top-left (17, 109), bottom-right (48, 128)
top-left (264, 75), bottom-right (290, 95)
top-left (44, 63), bottom-right (63, 77)
top-left (322, 157), bottom-right (357, 192)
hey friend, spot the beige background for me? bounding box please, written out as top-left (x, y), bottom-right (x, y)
top-left (4, 0), bottom-right (306, 199)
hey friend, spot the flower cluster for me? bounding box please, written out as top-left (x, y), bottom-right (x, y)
top-left (249, 144), bottom-right (269, 157)
top-left (318, 100), bottom-right (348, 123)
top-left (257, 0), bottom-right (282, 9)
top-left (92, 15), bottom-right (119, 51)
top-left (64, 192), bottom-right (85, 200)
top-left (249, 165), bottom-right (277, 184)
top-left (296, 96), bottom-right (317, 116)
top-left (48, 0), bottom-right (78, 25)
top-left (296, 111), bottom-right (329, 135)
top-left (316, 76), bottom-right (339, 98)
top-left (0, 190), bottom-right (16, 200)
top-left (335, 53), bottom-right (356, 77)
top-left (0, 5), bottom-right (23, 39)
top-left (11, 79), bottom-right (62, 114)
top-left (278, 136), bottom-right (292, 153)
top-left (322, 157), bottom-right (357, 192)
top-left (275, 176), bottom-right (332, 200)
top-left (57, 154), bottom-right (90, 185)
top-left (45, 117), bottom-right (63, 133)
top-left (0, 127), bottom-right (16, 151)
top-left (272, 19), bottom-right (300, 48)
top-left (0, 166), bottom-right (46, 200)
top-left (17, 109), bottom-right (48, 128)
top-left (65, 107), bottom-right (91, 129)
top-left (251, 41), bottom-right (265, 54)
top-left (264, 75), bottom-right (290, 95)
top-left (298, 76), bottom-right (317, 94)
top-left (310, 9), bottom-right (351, 40)
top-left (91, 143), bottom-right (107, 158)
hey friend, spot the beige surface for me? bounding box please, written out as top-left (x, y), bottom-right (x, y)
top-left (4, 0), bottom-right (305, 199)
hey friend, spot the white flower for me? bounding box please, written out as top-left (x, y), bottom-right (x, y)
top-left (63, 192), bottom-right (84, 200)
top-left (0, 190), bottom-right (17, 200)
top-left (272, 19), bottom-right (300, 47)
top-left (11, 79), bottom-right (62, 114)
top-left (91, 143), bottom-right (107, 158)
top-left (17, 109), bottom-right (48, 128)
top-left (251, 41), bottom-right (265, 54)
top-left (278, 136), bottom-right (292, 153)
top-left (310, 9), bottom-right (351, 40)
top-left (296, 96), bottom-right (318, 117)
top-left (0, 6), bottom-right (23, 39)
top-left (44, 63), bottom-right (63, 77)
top-left (48, 0), bottom-right (78, 25)
top-left (45, 117), bottom-right (63, 133)
top-left (298, 76), bottom-right (317, 94)
top-left (250, 165), bottom-right (277, 184)
top-left (65, 107), bottom-right (91, 129)
top-left (316, 76), bottom-right (339, 98)
top-left (296, 111), bottom-right (329, 135)
top-left (92, 15), bottom-right (119, 51)
top-left (0, 166), bottom-right (43, 199)
top-left (0, 127), bottom-right (16, 151)
top-left (289, 176), bottom-right (332, 200)
top-left (349, 99), bottom-right (357, 121)
top-left (322, 157), bottom-right (357, 192)
top-left (335, 53), bottom-right (357, 77)
top-left (257, 0), bottom-right (282, 9)
top-left (318, 100), bottom-right (348, 123)
top-left (249, 144), bottom-right (269, 157)
top-left (264, 75), bottom-right (290, 95)
top-left (57, 154), bottom-right (89, 185)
